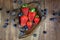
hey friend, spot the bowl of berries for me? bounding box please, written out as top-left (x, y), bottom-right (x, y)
top-left (14, 1), bottom-right (46, 38)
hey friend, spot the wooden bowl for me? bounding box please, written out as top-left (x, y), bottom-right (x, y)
top-left (11, 1), bottom-right (46, 39)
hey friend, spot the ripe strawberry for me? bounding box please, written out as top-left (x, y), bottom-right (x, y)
top-left (27, 21), bottom-right (32, 30)
top-left (20, 15), bottom-right (28, 26)
top-left (21, 4), bottom-right (29, 16)
top-left (34, 15), bottom-right (40, 24)
top-left (28, 8), bottom-right (36, 21)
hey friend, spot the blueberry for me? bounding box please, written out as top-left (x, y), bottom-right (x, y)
top-left (41, 10), bottom-right (44, 12)
top-left (24, 26), bottom-right (28, 31)
top-left (19, 31), bottom-right (25, 36)
top-left (44, 12), bottom-right (46, 15)
top-left (20, 28), bottom-right (25, 32)
top-left (52, 12), bottom-right (58, 16)
top-left (3, 25), bottom-right (6, 28)
top-left (33, 34), bottom-right (37, 37)
top-left (0, 8), bottom-right (2, 10)
top-left (18, 1), bottom-right (22, 4)
top-left (5, 23), bottom-right (8, 25)
top-left (18, 12), bottom-right (23, 17)
top-left (43, 31), bottom-right (47, 34)
top-left (13, 24), bottom-right (17, 27)
top-left (6, 10), bottom-right (10, 13)
top-left (50, 18), bottom-right (57, 21)
top-left (17, 0), bottom-right (22, 4)
top-left (13, 0), bottom-right (16, 3)
top-left (53, 13), bottom-right (56, 15)
top-left (44, 9), bottom-right (47, 15)
top-left (3, 23), bottom-right (8, 28)
top-left (44, 9), bottom-right (47, 11)
top-left (24, 26), bottom-right (28, 28)
top-left (52, 11), bottom-right (60, 16)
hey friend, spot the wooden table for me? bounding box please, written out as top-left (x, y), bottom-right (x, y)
top-left (0, 0), bottom-right (60, 40)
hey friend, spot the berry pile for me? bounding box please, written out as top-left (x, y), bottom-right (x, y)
top-left (18, 4), bottom-right (40, 30)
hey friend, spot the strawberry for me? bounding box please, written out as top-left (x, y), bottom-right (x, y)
top-left (28, 8), bottom-right (36, 21)
top-left (27, 21), bottom-right (32, 30)
top-left (20, 15), bottom-right (28, 26)
top-left (21, 4), bottom-right (29, 16)
top-left (34, 15), bottom-right (40, 24)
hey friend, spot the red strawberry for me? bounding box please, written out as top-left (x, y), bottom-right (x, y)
top-left (28, 8), bottom-right (36, 21)
top-left (27, 21), bottom-right (32, 30)
top-left (20, 15), bottom-right (28, 26)
top-left (22, 4), bottom-right (29, 16)
top-left (34, 15), bottom-right (40, 24)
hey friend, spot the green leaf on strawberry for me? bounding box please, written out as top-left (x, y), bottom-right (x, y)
top-left (22, 4), bottom-right (28, 8)
top-left (30, 8), bottom-right (36, 12)
top-left (35, 15), bottom-right (39, 18)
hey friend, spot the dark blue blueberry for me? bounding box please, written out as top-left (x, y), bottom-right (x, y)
top-left (14, 1), bottom-right (16, 3)
top-left (41, 10), bottom-right (44, 12)
top-left (50, 18), bottom-right (57, 21)
top-left (52, 12), bottom-right (60, 16)
top-left (3, 23), bottom-right (8, 28)
top-left (53, 13), bottom-right (56, 15)
top-left (20, 28), bottom-right (25, 32)
top-left (5, 23), bottom-right (8, 25)
top-left (13, 0), bottom-right (16, 3)
top-left (18, 12), bottom-right (23, 17)
top-left (4, 22), bottom-right (8, 25)
top-left (24, 26), bottom-right (28, 31)
top-left (24, 26), bottom-right (28, 29)
top-left (44, 9), bottom-right (47, 15)
top-left (0, 8), bottom-right (2, 10)
top-left (33, 34), bottom-right (37, 37)
top-left (13, 24), bottom-right (17, 27)
top-left (43, 31), bottom-right (47, 34)
top-left (17, 0), bottom-right (22, 4)
top-left (44, 9), bottom-right (47, 11)
top-left (52, 12), bottom-right (58, 16)
top-left (3, 25), bottom-right (7, 28)
top-left (6, 10), bottom-right (10, 13)
top-left (19, 31), bottom-right (25, 36)
top-left (44, 12), bottom-right (46, 15)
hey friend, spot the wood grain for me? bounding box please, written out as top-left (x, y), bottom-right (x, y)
top-left (0, 0), bottom-right (60, 40)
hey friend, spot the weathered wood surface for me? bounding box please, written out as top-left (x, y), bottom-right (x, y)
top-left (0, 0), bottom-right (60, 40)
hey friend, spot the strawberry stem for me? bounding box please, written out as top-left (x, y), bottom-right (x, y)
top-left (35, 15), bottom-right (39, 18)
